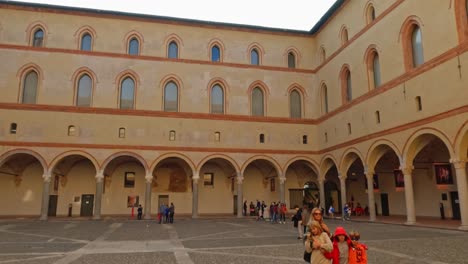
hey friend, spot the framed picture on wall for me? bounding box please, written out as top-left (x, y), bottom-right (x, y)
top-left (434, 163), bottom-right (453, 185)
top-left (124, 172), bottom-right (135, 188)
top-left (270, 178), bottom-right (276, 192)
top-left (204, 173), bottom-right (214, 186)
top-left (127, 195), bottom-right (139, 208)
top-left (394, 169), bottom-right (405, 188)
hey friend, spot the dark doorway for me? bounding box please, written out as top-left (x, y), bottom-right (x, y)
top-left (80, 194), bottom-right (94, 217)
top-left (158, 195), bottom-right (169, 210)
top-left (450, 192), bottom-right (461, 220)
top-left (233, 195), bottom-right (238, 215)
top-left (48, 195), bottom-right (58, 216)
top-left (325, 181), bottom-right (340, 213)
top-left (381, 193), bottom-right (389, 216)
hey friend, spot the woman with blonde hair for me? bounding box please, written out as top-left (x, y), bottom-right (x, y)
top-left (304, 220), bottom-right (333, 264)
top-left (308, 207), bottom-right (331, 237)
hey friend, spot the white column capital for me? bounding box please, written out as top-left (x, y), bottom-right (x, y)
top-left (192, 171), bottom-right (200, 180)
top-left (400, 166), bottom-right (414, 175)
top-left (279, 177), bottom-right (286, 184)
top-left (318, 178), bottom-right (325, 184)
top-left (95, 171), bottom-right (104, 181)
top-left (364, 166), bottom-right (374, 176)
top-left (338, 174), bottom-right (346, 181)
top-left (237, 177), bottom-right (244, 184)
top-left (145, 173), bottom-right (153, 183)
top-left (42, 172), bottom-right (52, 182)
top-left (451, 159), bottom-right (467, 169)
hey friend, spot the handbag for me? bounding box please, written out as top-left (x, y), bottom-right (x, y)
top-left (303, 250), bottom-right (311, 262)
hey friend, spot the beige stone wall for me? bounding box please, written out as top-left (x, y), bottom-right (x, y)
top-left (0, 0), bottom-right (467, 218)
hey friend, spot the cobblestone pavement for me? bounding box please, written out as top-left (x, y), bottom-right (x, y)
top-left (0, 218), bottom-right (467, 264)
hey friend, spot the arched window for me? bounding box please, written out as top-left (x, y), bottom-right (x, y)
top-left (120, 77), bottom-right (135, 109)
top-left (319, 47), bottom-right (326, 63)
top-left (76, 74), bottom-right (92, 107)
top-left (22, 71), bottom-right (38, 104)
top-left (372, 53), bottom-right (382, 88)
top-left (128, 38), bottom-right (139, 55)
top-left (288, 52), bottom-right (296, 68)
top-left (10, 123), bottom-right (17, 134)
top-left (346, 71), bottom-right (352, 102)
top-left (164, 81), bottom-right (178, 112)
top-left (210, 84), bottom-right (224, 114)
top-left (341, 68), bottom-right (352, 103)
top-left (214, 131), bottom-right (221, 142)
top-left (32, 29), bottom-right (44, 47)
top-left (80, 33), bottom-right (92, 51)
top-left (169, 130), bottom-right (176, 141)
top-left (341, 28), bottom-right (349, 45)
top-left (321, 84), bottom-right (329, 114)
top-left (119, 127), bottom-right (126, 138)
top-left (168, 41), bottom-right (178, 59)
top-left (251, 49), bottom-right (259, 65)
top-left (68, 125), bottom-right (76, 136)
top-left (411, 26), bottom-right (424, 67)
top-left (251, 87), bottom-right (264, 116)
top-left (289, 90), bottom-right (302, 118)
top-left (367, 5), bottom-right (376, 24)
top-left (211, 45), bottom-right (220, 62)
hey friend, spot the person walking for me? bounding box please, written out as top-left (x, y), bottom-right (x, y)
top-left (158, 203), bottom-right (167, 224)
top-left (294, 206), bottom-right (303, 239)
top-left (169, 203), bottom-right (175, 223)
top-left (137, 204), bottom-right (143, 220)
top-left (328, 205), bottom-right (335, 219)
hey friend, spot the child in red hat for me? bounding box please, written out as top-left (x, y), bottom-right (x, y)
top-left (331, 226), bottom-right (353, 263)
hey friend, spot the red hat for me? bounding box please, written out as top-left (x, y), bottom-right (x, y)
top-left (334, 226), bottom-right (348, 236)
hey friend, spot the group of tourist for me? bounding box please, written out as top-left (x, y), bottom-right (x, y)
top-left (296, 205), bottom-right (368, 263)
top-left (244, 200), bottom-right (288, 223)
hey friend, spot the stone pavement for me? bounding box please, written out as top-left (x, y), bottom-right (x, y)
top-left (0, 217), bottom-right (467, 264)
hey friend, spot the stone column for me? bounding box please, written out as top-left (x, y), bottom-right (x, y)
top-left (192, 171), bottom-right (200, 219)
top-left (338, 174), bottom-right (347, 212)
top-left (452, 160), bottom-right (468, 230)
top-left (39, 172), bottom-right (52, 221)
top-left (402, 166), bottom-right (416, 225)
top-left (279, 175), bottom-right (286, 203)
top-left (144, 173), bottom-right (153, 220)
top-left (93, 171), bottom-right (104, 220)
top-left (365, 168), bottom-right (376, 222)
top-left (237, 172), bottom-right (244, 218)
top-left (319, 178), bottom-right (326, 210)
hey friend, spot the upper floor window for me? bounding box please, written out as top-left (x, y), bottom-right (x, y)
top-left (211, 45), bottom-right (221, 62)
top-left (366, 5), bottom-right (376, 24)
top-left (411, 26), bottom-right (424, 67)
top-left (68, 125), bottom-right (76, 136)
top-left (168, 41), bottom-right (178, 59)
top-left (321, 84), bottom-right (329, 114)
top-left (80, 33), bottom-right (92, 51)
top-left (341, 27), bottom-right (349, 45)
top-left (128, 38), bottom-right (140, 55)
top-left (120, 77), bottom-right (135, 109)
top-left (372, 53), bottom-right (382, 88)
top-left (251, 49), bottom-right (259, 65)
top-left (341, 67), bottom-right (352, 104)
top-left (319, 47), bottom-right (326, 63)
top-left (33, 29), bottom-right (44, 47)
top-left (10, 123), bottom-right (17, 134)
top-left (22, 71), bottom-right (38, 104)
top-left (288, 52), bottom-right (296, 68)
top-left (251, 87), bottom-right (264, 116)
top-left (164, 81), bottom-right (178, 112)
top-left (289, 90), bottom-right (302, 118)
top-left (76, 74), bottom-right (92, 107)
top-left (210, 84), bottom-right (224, 114)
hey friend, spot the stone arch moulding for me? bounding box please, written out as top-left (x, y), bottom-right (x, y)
top-left (197, 153), bottom-right (241, 173)
top-left (365, 139), bottom-right (402, 170)
top-left (401, 127), bottom-right (456, 168)
top-left (339, 147), bottom-right (365, 174)
top-left (283, 156), bottom-right (320, 176)
top-left (0, 148), bottom-right (48, 173)
top-left (319, 154), bottom-right (339, 179)
top-left (240, 155), bottom-right (282, 176)
top-left (101, 151), bottom-right (149, 172)
top-left (207, 38), bottom-right (225, 62)
top-left (25, 20), bottom-right (48, 46)
top-left (454, 120), bottom-right (468, 160)
top-left (48, 150), bottom-right (100, 174)
top-left (74, 25), bottom-right (97, 50)
top-left (150, 152), bottom-right (196, 174)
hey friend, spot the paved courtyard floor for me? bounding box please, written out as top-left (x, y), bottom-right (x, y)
top-left (0, 217), bottom-right (467, 264)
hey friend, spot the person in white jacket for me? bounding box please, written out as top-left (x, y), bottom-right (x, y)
top-left (304, 220), bottom-right (333, 264)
